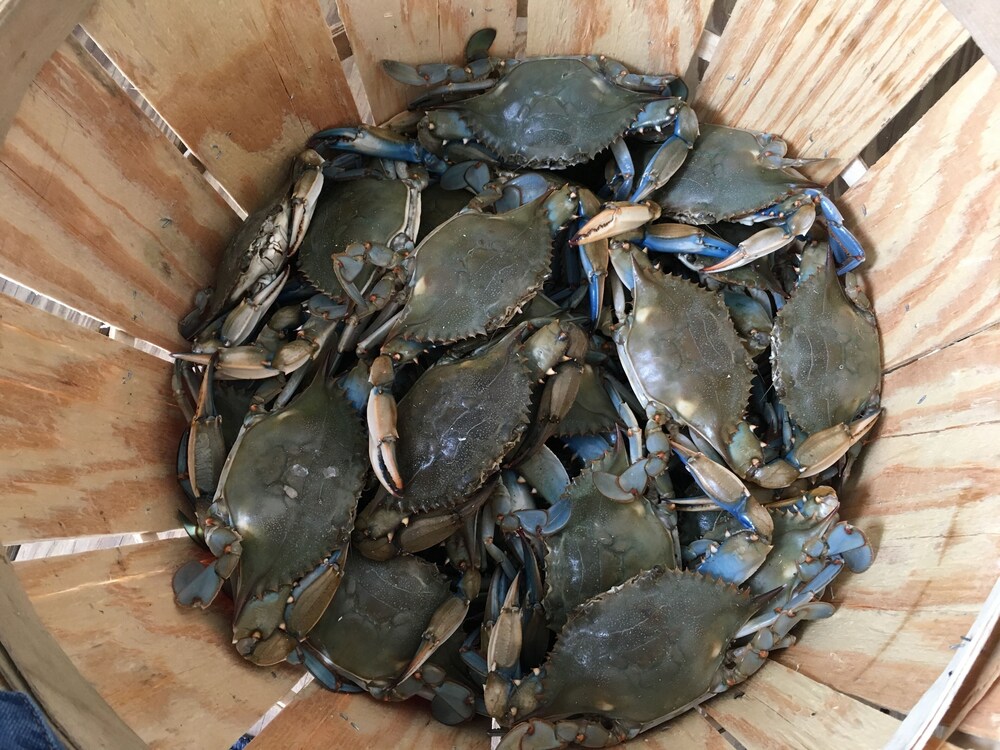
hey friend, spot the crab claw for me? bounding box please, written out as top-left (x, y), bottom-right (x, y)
top-left (288, 150), bottom-right (325, 255)
top-left (703, 203), bottom-right (816, 273)
top-left (792, 410), bottom-right (881, 478)
top-left (367, 355), bottom-right (404, 496)
top-left (670, 440), bottom-right (773, 538)
top-left (571, 201), bottom-right (661, 245)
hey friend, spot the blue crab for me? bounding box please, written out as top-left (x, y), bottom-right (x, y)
top-left (172, 356), bottom-right (368, 665)
top-left (575, 124), bottom-right (866, 274)
top-left (486, 566), bottom-right (834, 749)
top-left (354, 321), bottom-right (587, 558)
top-left (377, 29), bottom-right (697, 202)
top-left (293, 553), bottom-right (476, 725)
top-left (180, 150), bottom-right (325, 342)
top-left (770, 242), bottom-right (882, 476)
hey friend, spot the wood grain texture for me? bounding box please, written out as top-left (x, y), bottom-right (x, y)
top-left (0, 294), bottom-right (185, 543)
top-left (702, 662), bottom-right (960, 749)
top-left (694, 0), bottom-right (969, 184)
top-left (83, 0), bottom-right (359, 211)
top-left (336, 0), bottom-right (518, 124)
top-left (0, 37), bottom-right (238, 351)
top-left (0, 554), bottom-right (144, 750)
top-left (250, 680), bottom-right (730, 749)
top-left (842, 59), bottom-right (1000, 370)
top-left (0, 0), bottom-right (95, 143)
top-left (775, 421), bottom-right (1000, 721)
top-left (940, 631), bottom-right (1000, 742)
top-left (878, 324), bottom-right (1000, 438)
top-left (525, 0), bottom-right (713, 76)
top-left (248, 681), bottom-right (488, 749)
top-left (14, 538), bottom-right (300, 749)
top-left (942, 0), bottom-right (1000, 72)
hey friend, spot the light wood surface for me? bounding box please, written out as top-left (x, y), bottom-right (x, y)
top-left (840, 59), bottom-right (1000, 371)
top-left (703, 662), bottom-right (960, 750)
top-left (779, 421), bottom-right (1000, 726)
top-left (878, 324), bottom-right (1000, 438)
top-left (0, 554), bottom-right (144, 750)
top-left (0, 294), bottom-right (185, 544)
top-left (14, 538), bottom-right (300, 749)
top-left (83, 0), bottom-right (359, 212)
top-left (525, 0), bottom-right (712, 76)
top-left (942, 0), bottom-right (1000, 72)
top-left (0, 37), bottom-right (238, 351)
top-left (336, 0), bottom-right (518, 124)
top-left (249, 679), bottom-right (734, 749)
top-left (695, 0), bottom-right (969, 184)
top-left (0, 0), bottom-right (95, 143)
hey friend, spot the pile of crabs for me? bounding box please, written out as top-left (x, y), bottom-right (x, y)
top-left (171, 30), bottom-right (881, 749)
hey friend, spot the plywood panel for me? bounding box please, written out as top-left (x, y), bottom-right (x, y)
top-left (337, 0), bottom-right (518, 124)
top-left (695, 0), bottom-right (968, 184)
top-left (703, 662), bottom-right (960, 749)
top-left (0, 554), bottom-right (144, 750)
top-left (14, 538), bottom-right (300, 750)
top-left (0, 37), bottom-right (238, 351)
top-left (250, 680), bottom-right (730, 748)
top-left (841, 59), bottom-right (1000, 369)
top-left (525, 0), bottom-right (712, 76)
top-left (0, 294), bottom-right (184, 543)
top-left (942, 0), bottom-right (1000, 71)
top-left (878, 325), bottom-right (1000, 438)
top-left (0, 0), bottom-right (94, 143)
top-left (84, 0), bottom-right (359, 210)
top-left (248, 681), bottom-right (487, 749)
top-left (777, 422), bottom-right (1000, 718)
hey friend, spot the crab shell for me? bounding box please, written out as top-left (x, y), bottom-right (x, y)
top-left (771, 242), bottom-right (882, 435)
top-left (505, 567), bottom-right (754, 725)
top-left (654, 124), bottom-right (815, 223)
top-left (304, 553), bottom-right (451, 689)
top-left (297, 176), bottom-right (420, 299)
top-left (222, 371), bottom-right (367, 658)
top-left (429, 58), bottom-right (660, 168)
top-left (542, 447), bottom-right (677, 629)
top-left (617, 257), bottom-right (754, 460)
top-left (395, 185), bottom-right (577, 345)
top-left (391, 325), bottom-right (536, 515)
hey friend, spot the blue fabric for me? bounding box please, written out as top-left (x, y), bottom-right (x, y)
top-left (0, 692), bottom-right (65, 750)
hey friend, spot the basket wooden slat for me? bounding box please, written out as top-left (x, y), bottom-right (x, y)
top-left (336, 0), bottom-right (519, 125)
top-left (13, 538), bottom-right (301, 749)
top-left (82, 0), bottom-right (359, 211)
top-left (694, 0), bottom-right (970, 184)
top-left (0, 294), bottom-right (184, 543)
top-left (524, 0), bottom-right (712, 76)
top-left (0, 0), bottom-right (94, 142)
top-left (0, 37), bottom-right (237, 351)
top-left (878, 326), bottom-right (1000, 439)
top-left (246, 680), bottom-right (731, 749)
top-left (839, 58), bottom-right (1000, 370)
top-left (247, 680), bottom-right (487, 748)
top-left (775, 421), bottom-right (1000, 732)
top-left (703, 662), bottom-right (962, 750)
top-left (0, 555), bottom-right (144, 750)
top-left (945, 642), bottom-right (1000, 741)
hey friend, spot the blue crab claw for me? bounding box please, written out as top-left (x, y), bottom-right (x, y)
top-left (642, 223), bottom-right (734, 259)
top-left (628, 100), bottom-right (699, 202)
top-left (804, 188), bottom-right (867, 273)
top-left (791, 411), bottom-right (881, 477)
top-left (293, 649), bottom-right (364, 693)
top-left (571, 201), bottom-right (661, 245)
top-left (500, 499), bottom-right (572, 537)
top-left (825, 522), bottom-right (875, 572)
top-left (702, 201), bottom-right (816, 274)
top-left (398, 595), bottom-right (469, 684)
top-left (172, 559), bottom-right (225, 608)
top-left (309, 125), bottom-right (447, 173)
top-left (514, 444), bottom-right (571, 506)
top-left (696, 531), bottom-right (772, 586)
top-left (670, 440), bottom-right (773, 537)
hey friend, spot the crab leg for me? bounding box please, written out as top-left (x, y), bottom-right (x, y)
top-left (702, 197), bottom-right (816, 273)
top-left (310, 125), bottom-right (447, 173)
top-left (367, 354), bottom-right (404, 495)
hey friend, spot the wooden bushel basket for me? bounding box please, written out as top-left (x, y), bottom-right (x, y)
top-left (1, 1), bottom-right (997, 748)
